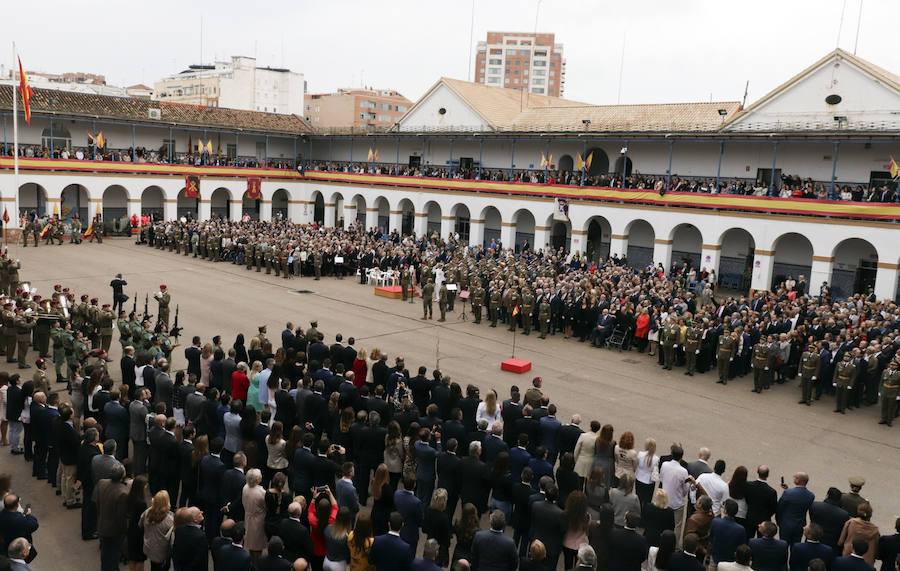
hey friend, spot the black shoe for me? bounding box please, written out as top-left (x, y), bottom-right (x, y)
top-left (798, 400), bottom-right (807, 404)
top-left (879, 420), bottom-right (887, 424)
top-left (834, 409), bottom-right (841, 413)
top-left (83, 533), bottom-right (99, 540)
top-left (18, 364), bottom-right (30, 369)
top-left (716, 380), bottom-right (725, 384)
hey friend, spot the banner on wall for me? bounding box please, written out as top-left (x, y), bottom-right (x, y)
top-left (184, 175), bottom-right (200, 198)
top-left (553, 197), bottom-right (569, 221)
top-left (246, 177), bottom-right (262, 200)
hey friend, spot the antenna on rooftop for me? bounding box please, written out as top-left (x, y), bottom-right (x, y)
top-left (467, 0), bottom-right (475, 81)
top-left (836, 0), bottom-right (847, 48)
top-left (853, 0), bottom-right (864, 55)
top-left (200, 15), bottom-right (204, 65)
top-left (741, 80), bottom-right (749, 109)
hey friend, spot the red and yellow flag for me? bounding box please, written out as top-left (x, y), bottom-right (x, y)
top-left (82, 220), bottom-right (93, 239)
top-left (205, 140), bottom-right (213, 154)
top-left (184, 175), bottom-right (200, 198)
top-left (18, 57), bottom-right (33, 125)
top-left (2, 208), bottom-right (9, 224)
top-left (584, 151), bottom-right (593, 170)
top-left (95, 132), bottom-right (105, 149)
top-left (40, 224), bottom-right (50, 239)
top-left (367, 148), bottom-right (378, 162)
top-left (890, 156), bottom-right (899, 179)
top-left (512, 305), bottom-right (520, 317)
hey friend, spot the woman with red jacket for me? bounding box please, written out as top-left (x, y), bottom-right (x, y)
top-left (308, 486), bottom-right (339, 569)
top-left (230, 362), bottom-right (250, 402)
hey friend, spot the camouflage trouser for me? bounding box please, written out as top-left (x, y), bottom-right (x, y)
top-left (53, 348), bottom-right (66, 381)
top-left (472, 304), bottom-right (481, 324)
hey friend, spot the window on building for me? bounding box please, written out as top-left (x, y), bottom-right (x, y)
top-left (184, 87), bottom-right (193, 95)
top-left (489, 58), bottom-right (502, 65)
top-left (520, 49), bottom-right (530, 56)
top-left (523, 79), bottom-right (528, 85)
top-left (478, 49), bottom-right (486, 54)
top-left (532, 78), bottom-right (544, 85)
top-left (396, 104), bottom-right (408, 112)
top-left (514, 60), bottom-right (520, 66)
top-left (490, 48), bottom-right (501, 54)
top-left (360, 100), bottom-right (376, 108)
top-left (505, 39), bottom-right (517, 44)
top-left (360, 112), bottom-right (376, 120)
top-left (513, 78), bottom-right (519, 84)
top-left (514, 69), bottom-right (519, 74)
top-left (226, 143), bottom-right (236, 158)
top-left (305, 104), bottom-right (312, 111)
top-left (534, 69), bottom-right (546, 76)
top-left (549, 80), bottom-right (555, 85)
top-left (380, 102), bottom-right (392, 110)
top-left (532, 87), bottom-right (545, 94)
top-left (550, 61), bottom-right (556, 66)
top-left (378, 113), bottom-right (392, 121)
top-left (504, 77), bottom-right (509, 84)
top-left (487, 77), bottom-right (500, 84)
top-left (315, 106), bottom-right (320, 112)
top-left (480, 67), bottom-right (485, 73)
top-left (488, 67), bottom-right (501, 75)
top-left (524, 69), bottom-right (529, 76)
top-left (533, 60), bottom-right (546, 67)
top-left (534, 50), bottom-right (547, 56)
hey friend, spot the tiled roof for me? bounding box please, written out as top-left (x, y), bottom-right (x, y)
top-left (511, 101), bottom-right (741, 132)
top-left (402, 78), bottom-right (739, 132)
top-left (0, 84), bottom-right (311, 135)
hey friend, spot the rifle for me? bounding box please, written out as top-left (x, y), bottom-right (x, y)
top-left (131, 292), bottom-right (137, 318)
top-left (170, 304), bottom-right (182, 339)
top-left (142, 293), bottom-right (153, 324)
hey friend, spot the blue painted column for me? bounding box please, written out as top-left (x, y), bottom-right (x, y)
top-left (829, 142), bottom-right (840, 200)
top-left (395, 136), bottom-right (400, 174)
top-left (132, 125), bottom-right (136, 162)
top-left (169, 127), bottom-right (173, 164)
top-left (449, 138), bottom-right (454, 176)
top-left (768, 142), bottom-right (779, 196)
top-left (510, 138), bottom-right (516, 180)
top-left (264, 135), bottom-right (269, 167)
top-left (581, 139), bottom-right (587, 187)
top-left (715, 141), bottom-right (724, 192)
top-left (620, 140), bottom-right (628, 189)
top-left (478, 139), bottom-right (484, 179)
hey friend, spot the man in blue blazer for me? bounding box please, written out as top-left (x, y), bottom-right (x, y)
top-left (509, 434), bottom-right (532, 483)
top-left (394, 478), bottom-right (424, 551)
top-left (335, 462), bottom-right (360, 517)
top-left (290, 433), bottom-right (316, 503)
top-left (750, 521), bottom-right (789, 571)
top-left (710, 500), bottom-right (749, 564)
top-left (217, 522), bottom-right (252, 571)
top-left (413, 428), bottom-right (441, 505)
top-left (777, 473), bottom-right (815, 546)
top-left (538, 404), bottom-right (562, 465)
top-left (199, 437), bottom-right (226, 545)
top-left (790, 524), bottom-right (835, 571)
top-left (832, 539), bottom-right (875, 571)
top-left (221, 452), bottom-right (247, 522)
top-left (369, 512), bottom-right (413, 571)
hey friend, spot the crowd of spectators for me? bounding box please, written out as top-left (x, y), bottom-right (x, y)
top-left (309, 161), bottom-right (898, 203)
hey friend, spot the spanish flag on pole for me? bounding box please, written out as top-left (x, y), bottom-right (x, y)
top-left (890, 156), bottom-right (899, 179)
top-left (512, 304), bottom-right (520, 317)
top-left (575, 153), bottom-right (584, 171)
top-left (40, 223), bottom-right (50, 239)
top-left (367, 148), bottom-right (378, 162)
top-left (18, 57), bottom-right (33, 125)
top-left (584, 151), bottom-right (593, 170)
top-left (82, 219), bottom-right (93, 239)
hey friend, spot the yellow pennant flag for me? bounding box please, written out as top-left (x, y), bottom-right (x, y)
top-left (367, 148), bottom-right (374, 162)
top-left (575, 153), bottom-right (584, 170)
top-left (540, 152), bottom-right (547, 168)
top-left (585, 152), bottom-right (593, 170)
top-left (206, 140), bottom-right (213, 154)
top-left (890, 156), bottom-right (899, 179)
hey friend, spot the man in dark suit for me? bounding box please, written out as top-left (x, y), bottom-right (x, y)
top-left (458, 441), bottom-right (490, 515)
top-left (329, 334), bottom-right (345, 367)
top-left (538, 404), bottom-right (562, 465)
top-left (336, 462), bottom-right (361, 517)
top-left (274, 381), bottom-right (295, 431)
top-left (441, 409), bottom-right (467, 450)
top-left (750, 521), bottom-right (789, 571)
top-left (366, 386), bottom-right (392, 426)
top-left (77, 427), bottom-right (102, 540)
top-left (278, 502), bottom-right (314, 563)
top-left (436, 439), bottom-right (461, 517)
top-left (481, 424), bottom-right (508, 467)
top-left (147, 414), bottom-right (166, 493)
top-left (527, 446), bottom-right (553, 489)
top-left (369, 512), bottom-right (413, 570)
top-left (509, 434), bottom-right (532, 484)
top-left (217, 521), bottom-right (252, 571)
top-left (281, 323), bottom-right (296, 352)
top-left (878, 517), bottom-right (900, 571)
top-left (199, 437), bottom-right (227, 544)
top-left (221, 349), bottom-right (238, 395)
top-left (500, 386), bottom-right (524, 447)
top-left (512, 467), bottom-right (536, 556)
top-left (407, 366), bottom-right (435, 412)
top-left (777, 473), bottom-right (815, 546)
top-left (341, 337), bottom-right (358, 372)
top-left (97, 464), bottom-right (129, 571)
top-left (129, 389), bottom-right (151, 474)
top-left (0, 494), bottom-right (39, 563)
top-left (56, 406), bottom-right (81, 508)
top-left (357, 411), bottom-right (387, 505)
top-left (291, 433), bottom-right (316, 503)
top-left (790, 523), bottom-right (835, 571)
top-left (312, 440), bottom-right (344, 488)
top-left (393, 478), bottom-right (424, 551)
top-left (710, 500), bottom-right (748, 565)
top-left (687, 447), bottom-right (713, 479)
top-left (411, 538), bottom-right (443, 571)
top-left (557, 414), bottom-right (584, 460)
top-left (832, 539), bottom-right (876, 571)
top-left (29, 392), bottom-right (49, 480)
top-left (222, 452), bottom-right (248, 521)
top-left (430, 373), bottom-right (451, 420)
top-left (172, 507), bottom-right (209, 571)
top-left (668, 533), bottom-right (705, 571)
top-left (530, 484), bottom-right (565, 569)
top-left (608, 511), bottom-right (649, 571)
top-left (258, 536), bottom-right (292, 571)
top-left (746, 465), bottom-right (779, 538)
top-left (177, 425), bottom-right (197, 507)
top-left (184, 336), bottom-right (203, 379)
top-left (513, 406), bottom-right (541, 454)
top-left (471, 510), bottom-right (519, 570)
top-left (809, 487), bottom-right (850, 551)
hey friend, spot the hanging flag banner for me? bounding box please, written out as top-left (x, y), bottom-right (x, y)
top-left (890, 155), bottom-right (899, 179)
top-left (584, 152), bottom-right (593, 170)
top-left (184, 175), bottom-right (200, 198)
top-left (246, 177), bottom-right (262, 200)
top-left (18, 57), bottom-right (33, 125)
top-left (367, 148), bottom-right (379, 162)
top-left (575, 153), bottom-right (584, 170)
top-left (553, 197), bottom-right (569, 221)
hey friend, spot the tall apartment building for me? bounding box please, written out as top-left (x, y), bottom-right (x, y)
top-left (0, 67), bottom-right (126, 96)
top-left (304, 88), bottom-right (413, 130)
top-left (473, 31), bottom-right (566, 97)
top-left (154, 55), bottom-right (305, 115)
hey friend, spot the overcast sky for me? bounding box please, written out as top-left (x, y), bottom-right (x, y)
top-left (6, 0), bottom-right (900, 107)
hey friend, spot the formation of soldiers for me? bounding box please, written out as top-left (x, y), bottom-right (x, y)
top-left (19, 211), bottom-right (94, 247)
top-left (139, 217), bottom-right (900, 427)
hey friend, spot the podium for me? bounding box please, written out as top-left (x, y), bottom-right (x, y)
top-left (501, 358), bottom-right (532, 374)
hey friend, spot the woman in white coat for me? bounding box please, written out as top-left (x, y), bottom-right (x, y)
top-left (573, 419), bottom-right (601, 482)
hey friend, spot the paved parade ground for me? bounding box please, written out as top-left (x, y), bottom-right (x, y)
top-left (3, 238), bottom-right (899, 569)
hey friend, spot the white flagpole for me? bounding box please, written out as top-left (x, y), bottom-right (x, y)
top-left (12, 41), bottom-right (19, 231)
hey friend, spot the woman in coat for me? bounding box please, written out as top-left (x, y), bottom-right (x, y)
top-left (139, 490), bottom-right (175, 571)
top-left (242, 468), bottom-right (268, 566)
top-left (573, 420), bottom-right (600, 482)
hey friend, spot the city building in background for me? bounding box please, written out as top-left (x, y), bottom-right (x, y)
top-left (473, 31), bottom-right (566, 96)
top-left (153, 55), bottom-right (305, 115)
top-left (304, 88), bottom-right (412, 131)
top-left (0, 66), bottom-right (127, 97)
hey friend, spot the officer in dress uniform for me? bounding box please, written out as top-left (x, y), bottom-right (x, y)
top-left (471, 281), bottom-right (485, 324)
top-left (521, 288), bottom-right (535, 336)
top-left (538, 291), bottom-right (551, 339)
top-left (421, 278), bottom-right (435, 320)
top-left (98, 304), bottom-right (115, 356)
top-left (833, 352), bottom-right (857, 414)
top-left (14, 308), bottom-right (37, 368)
top-left (661, 319), bottom-right (679, 370)
top-left (445, 273), bottom-right (456, 311)
top-left (682, 321), bottom-right (701, 376)
top-left (489, 282), bottom-right (501, 328)
top-left (752, 339), bottom-right (772, 393)
top-left (798, 345), bottom-right (820, 405)
top-left (507, 287), bottom-right (521, 332)
top-left (400, 266), bottom-right (411, 301)
top-left (878, 359), bottom-right (899, 426)
top-left (438, 282), bottom-right (448, 322)
top-left (155, 285), bottom-right (171, 331)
